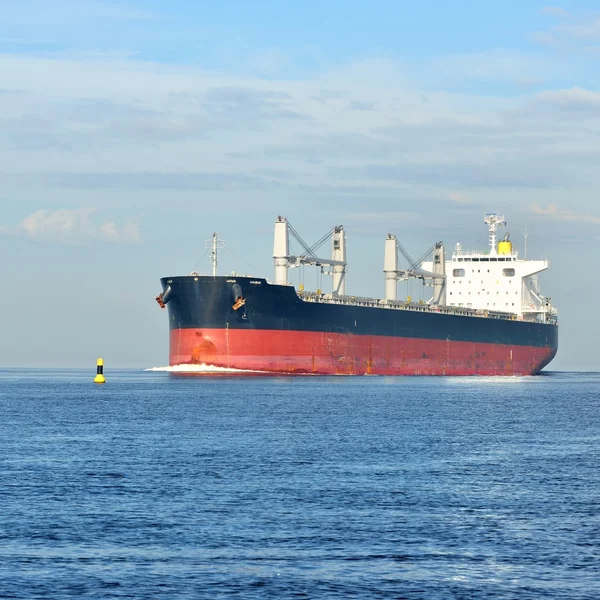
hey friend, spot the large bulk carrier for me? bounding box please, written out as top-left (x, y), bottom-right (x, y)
top-left (156, 213), bottom-right (558, 375)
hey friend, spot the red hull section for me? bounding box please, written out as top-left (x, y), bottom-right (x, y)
top-left (170, 329), bottom-right (556, 376)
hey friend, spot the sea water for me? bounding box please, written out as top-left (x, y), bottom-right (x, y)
top-left (0, 369), bottom-right (599, 599)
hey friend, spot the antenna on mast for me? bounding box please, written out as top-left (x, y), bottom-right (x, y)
top-left (523, 220), bottom-right (529, 260)
top-left (205, 232), bottom-right (225, 278)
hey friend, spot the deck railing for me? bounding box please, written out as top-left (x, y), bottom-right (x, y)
top-left (297, 291), bottom-right (557, 325)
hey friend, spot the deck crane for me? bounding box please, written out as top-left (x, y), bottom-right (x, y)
top-left (273, 216), bottom-right (347, 295)
top-left (384, 235), bottom-right (446, 305)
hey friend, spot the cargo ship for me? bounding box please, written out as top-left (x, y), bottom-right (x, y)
top-left (156, 213), bottom-right (558, 375)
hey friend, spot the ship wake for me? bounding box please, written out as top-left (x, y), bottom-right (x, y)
top-left (145, 364), bottom-right (272, 375)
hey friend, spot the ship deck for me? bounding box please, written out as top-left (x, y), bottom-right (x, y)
top-left (297, 290), bottom-right (557, 326)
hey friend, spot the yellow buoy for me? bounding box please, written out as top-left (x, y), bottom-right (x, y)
top-left (94, 358), bottom-right (106, 384)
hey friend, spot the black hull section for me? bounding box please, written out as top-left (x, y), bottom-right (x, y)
top-left (160, 276), bottom-right (558, 350)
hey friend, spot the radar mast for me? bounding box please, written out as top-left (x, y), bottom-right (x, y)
top-left (484, 213), bottom-right (506, 255)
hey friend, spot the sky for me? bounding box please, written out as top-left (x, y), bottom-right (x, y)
top-left (0, 0), bottom-right (598, 370)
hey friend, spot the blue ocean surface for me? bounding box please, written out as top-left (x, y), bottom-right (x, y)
top-left (0, 369), bottom-right (599, 599)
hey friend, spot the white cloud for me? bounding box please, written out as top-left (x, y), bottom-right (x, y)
top-left (0, 50), bottom-right (598, 238)
top-left (535, 86), bottom-right (600, 109)
top-left (12, 209), bottom-right (141, 243)
top-left (530, 203), bottom-right (600, 225)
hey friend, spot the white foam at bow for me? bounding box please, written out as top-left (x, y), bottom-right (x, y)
top-left (144, 363), bottom-right (267, 374)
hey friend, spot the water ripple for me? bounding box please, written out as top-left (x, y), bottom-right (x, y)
top-left (0, 369), bottom-right (599, 598)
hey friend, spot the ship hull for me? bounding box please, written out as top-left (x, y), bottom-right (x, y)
top-left (170, 328), bottom-right (556, 376)
top-left (160, 276), bottom-right (558, 376)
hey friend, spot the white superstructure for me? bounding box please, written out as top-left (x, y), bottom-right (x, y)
top-left (422, 213), bottom-right (554, 319)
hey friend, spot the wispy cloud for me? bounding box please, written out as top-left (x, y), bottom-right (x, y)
top-left (346, 100), bottom-right (376, 111)
top-left (533, 9), bottom-right (600, 47)
top-left (541, 7), bottom-right (570, 18)
top-left (0, 46), bottom-right (598, 239)
top-left (429, 50), bottom-right (557, 84)
top-left (1, 0), bottom-right (157, 26)
top-left (244, 48), bottom-right (290, 77)
top-left (557, 17), bottom-right (600, 39)
top-left (530, 203), bottom-right (600, 225)
top-left (534, 86), bottom-right (600, 113)
top-left (44, 172), bottom-right (284, 191)
top-left (5, 209), bottom-right (141, 243)
top-left (449, 192), bottom-right (472, 205)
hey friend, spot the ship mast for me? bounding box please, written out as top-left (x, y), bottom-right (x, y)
top-left (205, 232), bottom-right (225, 278)
top-left (484, 213), bottom-right (506, 255)
top-left (211, 233), bottom-right (218, 277)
